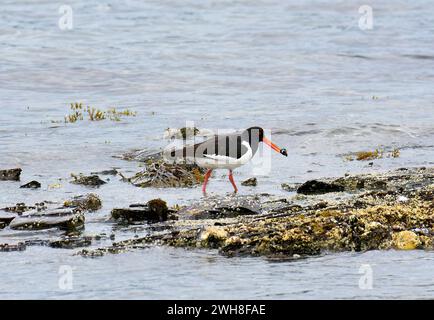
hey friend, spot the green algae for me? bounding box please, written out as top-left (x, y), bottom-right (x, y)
top-left (64, 103), bottom-right (137, 123)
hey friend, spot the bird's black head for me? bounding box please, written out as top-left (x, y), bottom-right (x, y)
top-left (245, 126), bottom-right (264, 142)
top-left (245, 127), bottom-right (288, 157)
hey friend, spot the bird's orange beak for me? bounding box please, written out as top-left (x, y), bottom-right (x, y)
top-left (263, 137), bottom-right (288, 156)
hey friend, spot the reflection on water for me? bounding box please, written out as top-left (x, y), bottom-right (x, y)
top-left (1, 0), bottom-right (434, 299)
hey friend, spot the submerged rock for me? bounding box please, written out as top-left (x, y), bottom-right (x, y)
top-left (297, 180), bottom-right (344, 195)
top-left (241, 177), bottom-right (257, 187)
top-left (63, 193), bottom-right (102, 211)
top-left (9, 208), bottom-right (84, 231)
top-left (0, 168), bottom-right (22, 181)
top-left (71, 174), bottom-right (107, 187)
top-left (20, 181), bottom-right (41, 189)
top-left (112, 198), bottom-right (169, 223)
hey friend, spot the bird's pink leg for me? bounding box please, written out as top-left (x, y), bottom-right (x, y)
top-left (228, 170), bottom-right (238, 193)
top-left (202, 169), bottom-right (213, 194)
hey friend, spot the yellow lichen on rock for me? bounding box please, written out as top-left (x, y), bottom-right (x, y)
top-left (200, 226), bottom-right (228, 247)
top-left (392, 231), bottom-right (421, 250)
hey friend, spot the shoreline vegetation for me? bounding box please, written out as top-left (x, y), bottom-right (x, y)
top-left (1, 139), bottom-right (433, 258)
top-left (63, 102), bottom-right (137, 123)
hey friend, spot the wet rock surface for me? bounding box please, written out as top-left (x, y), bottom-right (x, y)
top-left (297, 180), bottom-right (344, 195)
top-left (2, 166), bottom-right (434, 260)
top-left (241, 177), bottom-right (257, 187)
top-left (9, 208), bottom-right (85, 231)
top-left (63, 193), bottom-right (102, 211)
top-left (20, 181), bottom-right (41, 189)
top-left (112, 199), bottom-right (171, 222)
top-left (0, 242), bottom-right (26, 252)
top-left (0, 168), bottom-right (22, 181)
top-left (70, 174), bottom-right (107, 187)
top-left (77, 167), bottom-right (434, 258)
top-left (178, 195), bottom-right (262, 219)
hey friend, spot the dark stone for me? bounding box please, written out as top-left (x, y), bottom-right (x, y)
top-left (9, 208), bottom-right (85, 231)
top-left (0, 213), bottom-right (16, 227)
top-left (241, 177), bottom-right (257, 187)
top-left (112, 198), bottom-right (169, 223)
top-left (20, 181), bottom-right (41, 189)
top-left (49, 237), bottom-right (92, 249)
top-left (297, 180), bottom-right (345, 195)
top-left (0, 168), bottom-right (22, 181)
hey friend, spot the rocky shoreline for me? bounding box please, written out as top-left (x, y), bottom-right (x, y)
top-left (1, 163), bottom-right (433, 259)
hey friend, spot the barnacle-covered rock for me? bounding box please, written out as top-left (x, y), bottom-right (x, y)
top-left (70, 174), bottom-right (106, 187)
top-left (63, 193), bottom-right (102, 211)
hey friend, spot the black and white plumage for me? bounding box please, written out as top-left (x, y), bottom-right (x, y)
top-left (165, 127), bottom-right (287, 194)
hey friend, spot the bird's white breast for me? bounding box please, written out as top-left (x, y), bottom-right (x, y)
top-left (195, 141), bottom-right (253, 169)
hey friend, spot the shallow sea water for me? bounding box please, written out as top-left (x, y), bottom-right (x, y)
top-left (1, 0), bottom-right (434, 299)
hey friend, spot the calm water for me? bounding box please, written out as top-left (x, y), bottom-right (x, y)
top-left (1, 0), bottom-right (434, 299)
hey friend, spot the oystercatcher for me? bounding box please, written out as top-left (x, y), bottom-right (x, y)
top-left (166, 127), bottom-right (287, 194)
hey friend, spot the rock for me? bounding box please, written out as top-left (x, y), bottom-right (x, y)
top-left (392, 231), bottom-right (421, 250)
top-left (129, 160), bottom-right (205, 188)
top-left (241, 177), bottom-right (257, 187)
top-left (71, 167), bottom-right (434, 258)
top-left (70, 174), bottom-right (106, 187)
top-left (112, 198), bottom-right (169, 222)
top-left (1, 202), bottom-right (46, 214)
top-left (0, 213), bottom-right (16, 227)
top-left (49, 236), bottom-right (92, 249)
top-left (178, 195), bottom-right (262, 219)
top-left (20, 181), bottom-right (41, 189)
top-left (9, 208), bottom-right (85, 231)
top-left (0, 168), bottom-right (22, 181)
top-left (281, 183), bottom-right (302, 192)
top-left (297, 180), bottom-right (344, 195)
top-left (0, 243), bottom-right (26, 252)
top-left (64, 193), bottom-right (102, 211)
top-left (200, 226), bottom-right (228, 248)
